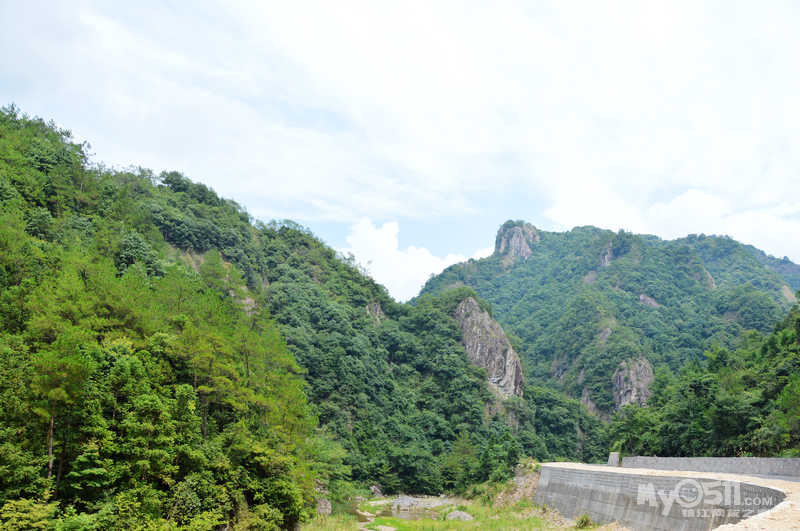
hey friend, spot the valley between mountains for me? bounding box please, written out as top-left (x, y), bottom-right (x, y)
top-left (1, 106), bottom-right (799, 529)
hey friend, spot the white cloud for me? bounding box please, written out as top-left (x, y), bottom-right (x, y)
top-left (340, 219), bottom-right (491, 301)
top-left (2, 1), bottom-right (800, 264)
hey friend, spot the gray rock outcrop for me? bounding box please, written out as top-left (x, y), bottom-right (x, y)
top-left (703, 267), bottom-right (717, 289)
top-left (638, 293), bottom-right (661, 308)
top-left (613, 357), bottom-right (653, 409)
top-left (446, 510), bottom-right (474, 521)
top-left (453, 297), bottom-right (524, 398)
top-left (316, 498), bottom-right (331, 515)
top-left (366, 301), bottom-right (385, 324)
top-left (392, 495), bottom-right (417, 512)
top-left (581, 387), bottom-right (602, 417)
top-left (782, 285), bottom-right (797, 303)
top-left (494, 222), bottom-right (540, 266)
top-left (314, 480), bottom-right (331, 515)
top-left (600, 243), bottom-right (613, 267)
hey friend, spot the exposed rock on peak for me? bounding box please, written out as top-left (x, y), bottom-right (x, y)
top-left (453, 297), bottom-right (524, 398)
top-left (494, 221), bottom-right (539, 266)
top-left (613, 357), bottom-right (653, 409)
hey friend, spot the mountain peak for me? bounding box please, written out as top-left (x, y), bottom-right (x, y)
top-left (494, 220), bottom-right (540, 265)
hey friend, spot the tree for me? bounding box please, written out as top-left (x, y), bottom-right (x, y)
top-left (30, 346), bottom-right (94, 481)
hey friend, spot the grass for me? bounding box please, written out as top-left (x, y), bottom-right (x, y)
top-left (300, 512), bottom-right (359, 530)
top-left (302, 501), bottom-right (606, 531)
top-left (303, 464), bottom-right (581, 531)
top-left (302, 499), bottom-right (580, 531)
top-left (359, 499), bottom-right (567, 531)
top-left (365, 513), bottom-right (551, 530)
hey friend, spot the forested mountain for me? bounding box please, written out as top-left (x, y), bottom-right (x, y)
top-left (7, 104), bottom-right (795, 529)
top-left (608, 305), bottom-right (800, 457)
top-left (0, 107), bottom-right (605, 529)
top-left (420, 220), bottom-right (799, 415)
top-left (0, 107), bottom-right (321, 529)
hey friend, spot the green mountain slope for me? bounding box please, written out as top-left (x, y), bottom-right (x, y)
top-left (0, 107), bottom-right (317, 529)
top-left (420, 220), bottom-right (798, 414)
top-left (608, 305), bottom-right (800, 457)
top-left (0, 106), bottom-right (606, 527)
top-left (743, 242), bottom-right (800, 292)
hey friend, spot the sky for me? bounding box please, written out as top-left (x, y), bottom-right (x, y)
top-left (2, 1), bottom-right (800, 301)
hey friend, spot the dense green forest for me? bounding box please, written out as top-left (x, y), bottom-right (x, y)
top-left (4, 105), bottom-right (797, 529)
top-left (0, 107), bottom-right (323, 529)
top-left (420, 220), bottom-right (799, 414)
top-left (608, 304), bottom-right (800, 457)
top-left (0, 107), bottom-right (606, 529)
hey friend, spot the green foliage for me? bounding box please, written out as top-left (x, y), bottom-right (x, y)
top-left (0, 496), bottom-right (59, 530)
top-left (1, 105), bottom-right (604, 527)
top-left (252, 220), bottom-right (569, 491)
top-left (25, 208), bottom-right (55, 240)
top-left (421, 223), bottom-right (795, 415)
top-left (0, 105), bottom-right (674, 531)
top-left (115, 231), bottom-right (163, 276)
top-left (575, 513), bottom-right (593, 529)
top-left (0, 106), bottom-right (316, 528)
top-left (608, 306), bottom-right (800, 457)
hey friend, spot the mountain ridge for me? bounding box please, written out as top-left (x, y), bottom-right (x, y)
top-left (421, 220), bottom-right (799, 414)
top-left (0, 106), bottom-right (606, 528)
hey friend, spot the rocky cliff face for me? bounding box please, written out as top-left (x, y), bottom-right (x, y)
top-left (638, 293), bottom-right (661, 308)
top-left (494, 221), bottom-right (540, 266)
top-left (453, 297), bottom-right (524, 398)
top-left (613, 357), bottom-right (653, 409)
top-left (599, 243), bottom-right (613, 267)
top-left (365, 301), bottom-right (385, 324)
top-left (782, 285), bottom-right (797, 303)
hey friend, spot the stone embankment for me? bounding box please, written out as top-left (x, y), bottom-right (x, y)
top-left (621, 456), bottom-right (800, 478)
top-left (534, 462), bottom-right (800, 530)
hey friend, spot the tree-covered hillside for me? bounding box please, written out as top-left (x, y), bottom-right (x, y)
top-left (608, 304), bottom-right (800, 457)
top-left (0, 108), bottom-right (318, 529)
top-left (420, 220), bottom-right (798, 414)
top-left (0, 107), bottom-right (606, 528)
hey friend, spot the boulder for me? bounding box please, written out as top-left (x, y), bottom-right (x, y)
top-left (446, 510), bottom-right (474, 521)
top-left (392, 495), bottom-right (417, 511)
top-left (316, 498), bottom-right (331, 516)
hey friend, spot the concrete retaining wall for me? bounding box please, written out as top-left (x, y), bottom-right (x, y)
top-left (621, 456), bottom-right (800, 478)
top-left (534, 465), bottom-right (784, 531)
